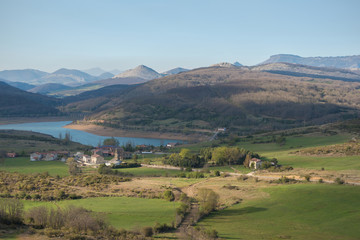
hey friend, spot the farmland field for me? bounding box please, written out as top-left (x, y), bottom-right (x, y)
top-left (115, 166), bottom-right (182, 177)
top-left (236, 133), bottom-right (359, 170)
top-left (22, 197), bottom-right (179, 230)
top-left (0, 157), bottom-right (69, 177)
top-left (198, 184), bottom-right (360, 240)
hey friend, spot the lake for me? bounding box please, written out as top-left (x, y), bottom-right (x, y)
top-left (0, 121), bottom-right (184, 146)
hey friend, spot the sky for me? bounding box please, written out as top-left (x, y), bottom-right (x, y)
top-left (0, 0), bottom-right (359, 73)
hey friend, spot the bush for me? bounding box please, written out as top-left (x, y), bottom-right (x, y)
top-left (335, 178), bottom-right (345, 185)
top-left (318, 178), bottom-right (324, 183)
top-left (163, 190), bottom-right (175, 201)
top-left (214, 170), bottom-right (220, 176)
top-left (141, 226), bottom-right (153, 237)
top-left (153, 222), bottom-right (175, 233)
top-left (304, 175), bottom-right (311, 182)
top-left (197, 188), bottom-right (219, 216)
top-left (0, 198), bottom-right (23, 225)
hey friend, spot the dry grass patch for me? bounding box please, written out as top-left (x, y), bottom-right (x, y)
top-left (181, 176), bottom-right (270, 207)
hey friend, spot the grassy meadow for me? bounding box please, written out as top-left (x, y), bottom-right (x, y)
top-left (115, 166), bottom-right (182, 177)
top-left (0, 157), bottom-right (69, 177)
top-left (22, 197), bottom-right (179, 230)
top-left (234, 133), bottom-right (359, 170)
top-left (198, 183), bottom-right (360, 240)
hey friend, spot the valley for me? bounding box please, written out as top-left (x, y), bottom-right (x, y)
top-left (1, 56), bottom-right (360, 240)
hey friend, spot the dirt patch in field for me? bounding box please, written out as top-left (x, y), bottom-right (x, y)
top-left (181, 176), bottom-right (271, 207)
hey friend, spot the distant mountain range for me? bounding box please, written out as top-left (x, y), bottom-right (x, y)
top-left (64, 62), bottom-right (360, 135)
top-left (260, 54), bottom-right (360, 69)
top-left (1, 54), bottom-right (360, 99)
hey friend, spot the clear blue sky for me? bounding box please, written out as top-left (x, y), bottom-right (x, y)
top-left (0, 0), bottom-right (359, 72)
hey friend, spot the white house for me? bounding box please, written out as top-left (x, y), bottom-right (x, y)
top-left (44, 153), bottom-right (58, 161)
top-left (82, 155), bottom-right (91, 164)
top-left (249, 158), bottom-right (262, 169)
top-left (91, 154), bottom-right (105, 165)
top-left (30, 153), bottom-right (43, 161)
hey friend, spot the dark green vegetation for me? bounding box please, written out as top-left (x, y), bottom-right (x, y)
top-left (68, 64), bottom-right (360, 135)
top-left (198, 184), bottom-right (360, 240)
top-left (0, 81), bottom-right (60, 116)
top-left (0, 130), bottom-right (89, 154)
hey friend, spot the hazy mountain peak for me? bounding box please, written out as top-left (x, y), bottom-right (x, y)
top-left (83, 67), bottom-right (107, 76)
top-left (162, 67), bottom-right (189, 76)
top-left (260, 54), bottom-right (360, 69)
top-left (233, 62), bottom-right (243, 67)
top-left (113, 65), bottom-right (162, 80)
top-left (211, 62), bottom-right (236, 68)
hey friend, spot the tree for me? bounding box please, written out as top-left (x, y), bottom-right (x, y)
top-left (63, 131), bottom-right (72, 145)
top-left (179, 149), bottom-right (191, 159)
top-left (0, 198), bottom-right (24, 224)
top-left (197, 188), bottom-right (219, 216)
top-left (67, 158), bottom-right (81, 176)
top-left (0, 150), bottom-right (6, 167)
top-left (103, 137), bottom-right (119, 147)
top-left (243, 154), bottom-right (252, 168)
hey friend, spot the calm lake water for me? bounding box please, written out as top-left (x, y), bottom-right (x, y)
top-left (0, 121), bottom-right (183, 147)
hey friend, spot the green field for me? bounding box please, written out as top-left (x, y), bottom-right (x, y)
top-left (23, 197), bottom-right (179, 230)
top-left (235, 134), bottom-right (360, 170)
top-left (208, 165), bottom-right (252, 174)
top-left (198, 184), bottom-right (360, 240)
top-left (0, 157), bottom-right (69, 177)
top-left (115, 166), bottom-right (182, 177)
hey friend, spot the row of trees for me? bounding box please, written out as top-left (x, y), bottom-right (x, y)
top-left (162, 149), bottom-right (207, 168)
top-left (163, 147), bottom-right (260, 168)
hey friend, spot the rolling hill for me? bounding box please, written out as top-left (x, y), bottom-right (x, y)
top-left (0, 69), bottom-right (48, 82)
top-left (0, 81), bottom-right (60, 116)
top-left (260, 54), bottom-right (360, 69)
top-left (0, 78), bottom-right (35, 90)
top-left (28, 83), bottom-right (72, 94)
top-left (64, 63), bottom-right (360, 135)
top-left (36, 68), bottom-right (99, 86)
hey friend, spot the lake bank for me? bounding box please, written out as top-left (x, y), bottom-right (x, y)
top-left (64, 122), bottom-right (206, 141)
top-left (0, 116), bottom-right (80, 125)
top-left (0, 121), bottom-right (187, 146)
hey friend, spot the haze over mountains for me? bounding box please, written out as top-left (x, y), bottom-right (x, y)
top-left (1, 54), bottom-right (360, 103)
top-left (2, 54), bottom-right (360, 135)
top-left (261, 54), bottom-right (360, 69)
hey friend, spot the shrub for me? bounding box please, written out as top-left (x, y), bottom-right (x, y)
top-left (304, 175), bottom-right (311, 182)
top-left (197, 188), bottom-right (219, 216)
top-left (141, 226), bottom-right (153, 237)
top-left (0, 198), bottom-right (24, 225)
top-left (335, 178), bottom-right (345, 185)
top-left (318, 178), bottom-right (324, 183)
top-left (163, 190), bottom-right (175, 201)
top-left (214, 170), bottom-right (220, 176)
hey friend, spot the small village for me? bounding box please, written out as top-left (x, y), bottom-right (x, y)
top-left (28, 142), bottom-right (181, 168)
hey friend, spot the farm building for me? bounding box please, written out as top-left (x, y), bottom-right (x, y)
top-left (249, 158), bottom-right (262, 169)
